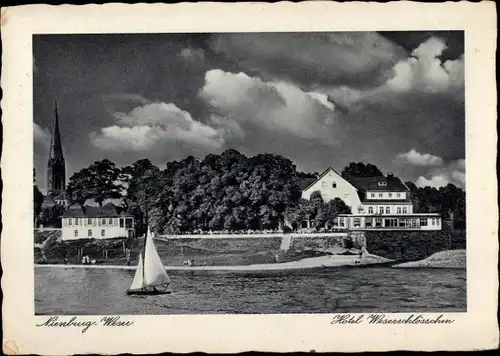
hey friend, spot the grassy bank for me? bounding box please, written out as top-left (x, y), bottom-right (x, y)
top-left (393, 250), bottom-right (466, 269)
top-left (37, 236), bottom-right (336, 266)
top-left (365, 229), bottom-right (466, 261)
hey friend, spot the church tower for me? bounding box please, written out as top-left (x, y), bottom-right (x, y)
top-left (47, 101), bottom-right (66, 196)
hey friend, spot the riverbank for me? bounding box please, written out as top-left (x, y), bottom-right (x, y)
top-left (393, 249), bottom-right (466, 269)
top-left (35, 253), bottom-right (393, 271)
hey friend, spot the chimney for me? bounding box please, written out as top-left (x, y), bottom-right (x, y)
top-left (387, 172), bottom-right (394, 177)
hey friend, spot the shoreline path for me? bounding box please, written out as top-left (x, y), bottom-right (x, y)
top-left (35, 254), bottom-right (393, 271)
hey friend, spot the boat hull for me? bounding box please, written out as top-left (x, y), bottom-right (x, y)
top-left (126, 288), bottom-right (171, 296)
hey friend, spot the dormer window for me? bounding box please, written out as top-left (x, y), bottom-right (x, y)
top-left (378, 181), bottom-right (387, 187)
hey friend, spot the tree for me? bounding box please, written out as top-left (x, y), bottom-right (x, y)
top-left (148, 149), bottom-right (303, 233)
top-left (315, 198), bottom-right (351, 229)
top-left (66, 159), bottom-right (123, 206)
top-left (341, 162), bottom-right (383, 178)
top-left (122, 159), bottom-right (161, 235)
top-left (39, 205), bottom-right (66, 228)
top-left (33, 169), bottom-right (45, 224)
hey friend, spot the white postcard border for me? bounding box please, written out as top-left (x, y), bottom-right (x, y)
top-left (1, 2), bottom-right (498, 354)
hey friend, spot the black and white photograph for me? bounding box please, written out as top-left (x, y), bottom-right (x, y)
top-left (32, 31), bottom-right (468, 315)
top-left (2, 2), bottom-right (498, 354)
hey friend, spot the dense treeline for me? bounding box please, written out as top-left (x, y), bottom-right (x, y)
top-left (33, 149), bottom-right (466, 232)
top-left (405, 181), bottom-right (466, 229)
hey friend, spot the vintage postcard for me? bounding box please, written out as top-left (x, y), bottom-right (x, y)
top-left (1, 1), bottom-right (498, 354)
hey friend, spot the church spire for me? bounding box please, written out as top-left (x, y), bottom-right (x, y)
top-left (49, 100), bottom-right (64, 161)
top-left (47, 100), bottom-right (66, 195)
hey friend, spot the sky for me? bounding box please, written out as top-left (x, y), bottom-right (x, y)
top-left (33, 31), bottom-right (465, 194)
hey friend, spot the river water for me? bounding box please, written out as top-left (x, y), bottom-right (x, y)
top-left (35, 267), bottom-right (466, 315)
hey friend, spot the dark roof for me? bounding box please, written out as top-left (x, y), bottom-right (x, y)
top-left (62, 203), bottom-right (133, 218)
top-left (298, 177), bottom-right (317, 190)
top-left (346, 175), bottom-right (409, 192)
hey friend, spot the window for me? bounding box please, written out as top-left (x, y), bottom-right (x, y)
top-left (437, 219), bottom-right (440, 225)
top-left (378, 181), bottom-right (387, 186)
top-left (368, 207), bottom-right (374, 214)
top-left (371, 193), bottom-right (375, 197)
top-left (399, 219), bottom-right (406, 227)
top-left (397, 193), bottom-right (401, 197)
top-left (88, 218), bottom-right (92, 225)
top-left (322, 181), bottom-right (328, 188)
top-left (74, 230), bottom-right (78, 237)
top-left (379, 207), bottom-right (384, 214)
top-left (101, 229), bottom-right (105, 237)
top-left (332, 182), bottom-right (337, 188)
top-left (339, 218), bottom-right (345, 227)
top-left (375, 218), bottom-right (382, 227)
top-left (357, 207), bottom-right (364, 214)
top-left (411, 219), bottom-right (417, 227)
top-left (353, 218), bottom-right (361, 227)
top-left (75, 218), bottom-right (79, 226)
top-left (402, 207), bottom-right (408, 214)
top-left (88, 229), bottom-right (92, 237)
top-left (388, 193), bottom-right (392, 198)
top-left (119, 219), bottom-right (124, 228)
top-left (365, 219), bottom-right (372, 227)
top-left (397, 207), bottom-right (402, 214)
top-left (378, 193), bottom-right (383, 197)
top-left (108, 218), bottom-right (113, 225)
top-left (385, 207), bottom-right (390, 214)
top-left (101, 218), bottom-right (106, 225)
top-left (125, 218), bottom-right (134, 229)
top-left (431, 219), bottom-right (435, 226)
top-left (420, 218), bottom-right (428, 226)
top-left (68, 219), bottom-right (72, 226)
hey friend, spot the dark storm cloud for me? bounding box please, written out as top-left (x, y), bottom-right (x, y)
top-left (208, 32), bottom-right (408, 89)
top-left (378, 31), bottom-right (464, 62)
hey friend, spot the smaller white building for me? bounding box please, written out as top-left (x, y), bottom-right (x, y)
top-left (61, 202), bottom-right (135, 241)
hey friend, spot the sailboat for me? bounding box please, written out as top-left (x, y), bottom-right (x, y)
top-left (127, 226), bottom-right (171, 296)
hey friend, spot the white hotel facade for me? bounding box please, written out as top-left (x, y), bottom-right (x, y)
top-left (300, 167), bottom-right (442, 231)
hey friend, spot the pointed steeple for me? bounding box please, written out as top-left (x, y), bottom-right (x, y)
top-left (49, 100), bottom-right (64, 161)
top-left (47, 99), bottom-right (66, 195)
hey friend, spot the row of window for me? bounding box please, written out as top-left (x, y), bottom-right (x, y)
top-left (74, 229), bottom-right (106, 237)
top-left (362, 206), bottom-right (410, 214)
top-left (321, 181), bottom-right (337, 188)
top-left (369, 192), bottom-right (404, 198)
top-left (67, 218), bottom-right (127, 227)
top-left (332, 217), bottom-right (440, 228)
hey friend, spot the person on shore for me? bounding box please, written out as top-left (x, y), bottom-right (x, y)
top-left (63, 257), bottom-right (68, 265)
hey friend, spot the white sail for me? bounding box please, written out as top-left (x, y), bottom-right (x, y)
top-left (129, 253), bottom-right (144, 291)
top-left (143, 230), bottom-right (171, 287)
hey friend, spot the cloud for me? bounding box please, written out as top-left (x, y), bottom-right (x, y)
top-left (415, 159), bottom-right (465, 189)
top-left (199, 69), bottom-right (343, 145)
top-left (34, 123), bottom-right (51, 146)
top-left (386, 37), bottom-right (464, 96)
top-left (90, 102), bottom-right (224, 152)
top-left (396, 149), bottom-right (444, 167)
top-left (210, 32), bottom-right (406, 89)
